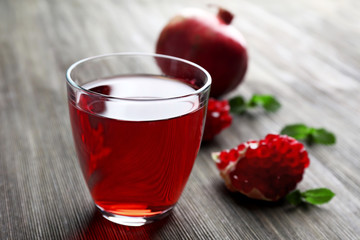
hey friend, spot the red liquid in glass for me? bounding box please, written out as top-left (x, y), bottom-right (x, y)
top-left (68, 76), bottom-right (205, 217)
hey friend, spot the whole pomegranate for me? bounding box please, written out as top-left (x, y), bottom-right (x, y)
top-left (156, 8), bottom-right (248, 97)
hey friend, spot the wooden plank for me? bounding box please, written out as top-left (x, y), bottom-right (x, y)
top-left (0, 0), bottom-right (359, 239)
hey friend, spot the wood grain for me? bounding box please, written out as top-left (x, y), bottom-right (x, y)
top-left (1, 0), bottom-right (359, 239)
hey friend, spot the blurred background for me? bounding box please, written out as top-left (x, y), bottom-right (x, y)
top-left (1, 0), bottom-right (360, 239)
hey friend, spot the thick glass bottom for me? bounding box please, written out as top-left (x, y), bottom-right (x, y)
top-left (96, 205), bottom-right (174, 226)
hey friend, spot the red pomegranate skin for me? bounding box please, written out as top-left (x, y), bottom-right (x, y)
top-left (156, 8), bottom-right (248, 98)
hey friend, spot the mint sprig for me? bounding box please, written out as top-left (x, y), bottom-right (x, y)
top-left (280, 124), bottom-right (336, 145)
top-left (229, 94), bottom-right (281, 115)
top-left (228, 95), bottom-right (247, 114)
top-left (248, 94), bottom-right (281, 112)
top-left (286, 188), bottom-right (335, 205)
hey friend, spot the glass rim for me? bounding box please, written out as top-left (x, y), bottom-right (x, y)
top-left (66, 52), bottom-right (211, 102)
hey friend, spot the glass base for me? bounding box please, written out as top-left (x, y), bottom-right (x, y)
top-left (96, 205), bottom-right (174, 226)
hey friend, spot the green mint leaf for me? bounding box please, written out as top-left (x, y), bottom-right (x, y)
top-left (281, 124), bottom-right (336, 145)
top-left (248, 94), bottom-right (281, 112)
top-left (280, 124), bottom-right (310, 140)
top-left (286, 190), bottom-right (302, 205)
top-left (305, 134), bottom-right (315, 146)
top-left (229, 94), bottom-right (281, 115)
top-left (229, 95), bottom-right (247, 114)
top-left (311, 128), bottom-right (336, 145)
top-left (301, 188), bottom-right (335, 205)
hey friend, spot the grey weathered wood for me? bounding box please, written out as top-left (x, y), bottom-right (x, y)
top-left (1, 0), bottom-right (360, 239)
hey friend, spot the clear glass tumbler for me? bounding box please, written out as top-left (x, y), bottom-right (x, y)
top-left (66, 53), bottom-right (211, 226)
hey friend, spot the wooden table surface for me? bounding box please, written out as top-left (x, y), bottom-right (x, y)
top-left (1, 0), bottom-right (360, 239)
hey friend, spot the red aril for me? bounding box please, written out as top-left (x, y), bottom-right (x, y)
top-left (203, 98), bottom-right (232, 141)
top-left (156, 8), bottom-right (248, 97)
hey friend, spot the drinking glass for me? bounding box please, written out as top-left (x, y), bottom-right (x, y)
top-left (66, 53), bottom-right (211, 226)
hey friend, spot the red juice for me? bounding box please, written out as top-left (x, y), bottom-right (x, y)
top-left (68, 75), bottom-right (205, 217)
